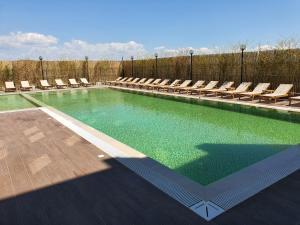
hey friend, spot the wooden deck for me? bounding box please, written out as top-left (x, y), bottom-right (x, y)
top-left (0, 109), bottom-right (299, 225)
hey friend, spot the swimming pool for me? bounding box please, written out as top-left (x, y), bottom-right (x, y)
top-left (31, 88), bottom-right (300, 185)
top-left (0, 94), bottom-right (35, 111)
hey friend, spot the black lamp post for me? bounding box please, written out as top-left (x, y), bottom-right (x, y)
top-left (240, 44), bottom-right (246, 83)
top-left (189, 49), bottom-right (194, 81)
top-left (39, 56), bottom-right (45, 80)
top-left (85, 56), bottom-right (89, 80)
top-left (131, 56), bottom-right (134, 76)
top-left (121, 56), bottom-right (125, 77)
top-left (154, 53), bottom-right (158, 78)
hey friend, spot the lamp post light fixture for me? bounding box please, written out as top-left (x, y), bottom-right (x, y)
top-left (240, 44), bottom-right (246, 83)
top-left (85, 56), bottom-right (89, 80)
top-left (154, 53), bottom-right (158, 78)
top-left (131, 56), bottom-right (134, 76)
top-left (39, 56), bottom-right (45, 80)
top-left (189, 49), bottom-right (194, 81)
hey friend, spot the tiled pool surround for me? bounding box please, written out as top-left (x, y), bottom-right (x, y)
top-left (5, 88), bottom-right (299, 221)
top-left (36, 106), bottom-right (300, 221)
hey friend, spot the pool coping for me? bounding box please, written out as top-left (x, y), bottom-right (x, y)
top-left (0, 107), bottom-right (39, 114)
top-left (0, 85), bottom-right (103, 96)
top-left (109, 85), bottom-right (300, 114)
top-left (17, 91), bottom-right (300, 221)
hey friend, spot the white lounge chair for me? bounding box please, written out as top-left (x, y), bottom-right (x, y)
top-left (168, 80), bottom-right (192, 92)
top-left (238, 83), bottom-right (270, 100)
top-left (109, 77), bottom-right (126, 85)
top-left (259, 84), bottom-right (293, 103)
top-left (158, 79), bottom-right (181, 91)
top-left (221, 82), bottom-right (252, 98)
top-left (289, 96), bottom-right (300, 106)
top-left (20, 81), bottom-right (32, 91)
top-left (147, 79), bottom-right (169, 90)
top-left (124, 78), bottom-right (141, 87)
top-left (40, 80), bottom-right (52, 89)
top-left (5, 81), bottom-right (16, 92)
top-left (142, 78), bottom-right (161, 89)
top-left (117, 77), bottom-right (133, 86)
top-left (55, 79), bottom-right (68, 89)
top-left (191, 81), bottom-right (219, 95)
top-left (203, 81), bottom-right (234, 96)
top-left (131, 78), bottom-right (151, 88)
top-left (135, 78), bottom-right (154, 88)
top-left (69, 79), bottom-right (80, 88)
top-left (178, 80), bottom-right (205, 94)
top-left (106, 77), bottom-right (122, 85)
top-left (80, 78), bottom-right (92, 87)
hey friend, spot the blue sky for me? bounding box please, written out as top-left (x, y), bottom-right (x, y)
top-left (0, 0), bottom-right (299, 59)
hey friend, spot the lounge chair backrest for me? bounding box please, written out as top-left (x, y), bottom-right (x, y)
top-left (5, 81), bottom-right (15, 89)
top-left (235, 82), bottom-right (252, 92)
top-left (170, 79), bottom-right (181, 87)
top-left (159, 79), bottom-right (170, 86)
top-left (131, 78), bottom-right (140, 83)
top-left (55, 79), bottom-right (65, 85)
top-left (40, 80), bottom-right (50, 86)
top-left (191, 80), bottom-right (205, 88)
top-left (152, 79), bottom-right (161, 84)
top-left (21, 81), bottom-right (30, 88)
top-left (252, 83), bottom-right (270, 93)
top-left (179, 80), bottom-right (192, 87)
top-left (273, 84), bottom-right (293, 95)
top-left (219, 81), bottom-right (234, 90)
top-left (125, 77), bottom-right (134, 82)
top-left (116, 77), bottom-right (122, 81)
top-left (80, 78), bottom-right (89, 84)
top-left (144, 78), bottom-right (154, 85)
top-left (120, 77), bottom-right (128, 82)
top-left (204, 81), bottom-right (219, 89)
top-left (137, 78), bottom-right (146, 83)
top-left (69, 79), bottom-right (78, 85)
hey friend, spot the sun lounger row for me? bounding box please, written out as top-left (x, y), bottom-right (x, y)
top-left (2, 78), bottom-right (92, 92)
top-left (106, 77), bottom-right (295, 103)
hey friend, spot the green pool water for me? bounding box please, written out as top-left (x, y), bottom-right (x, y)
top-left (31, 89), bottom-right (300, 185)
top-left (0, 94), bottom-right (35, 111)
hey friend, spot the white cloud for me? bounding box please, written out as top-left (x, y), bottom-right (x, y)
top-left (255, 44), bottom-right (274, 51)
top-left (60, 40), bottom-right (146, 59)
top-left (0, 32), bottom-right (58, 48)
top-left (0, 32), bottom-right (146, 60)
top-left (154, 46), bottom-right (166, 51)
top-left (153, 46), bottom-right (218, 57)
top-left (0, 31), bottom-right (291, 60)
top-left (0, 32), bottom-right (220, 60)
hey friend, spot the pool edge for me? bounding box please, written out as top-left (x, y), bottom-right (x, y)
top-left (109, 85), bottom-right (300, 114)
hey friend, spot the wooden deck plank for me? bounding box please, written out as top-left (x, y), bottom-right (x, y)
top-left (0, 158), bottom-right (14, 200)
top-left (5, 142), bottom-right (33, 195)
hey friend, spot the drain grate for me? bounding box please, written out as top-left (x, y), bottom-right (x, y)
top-left (190, 201), bottom-right (224, 221)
